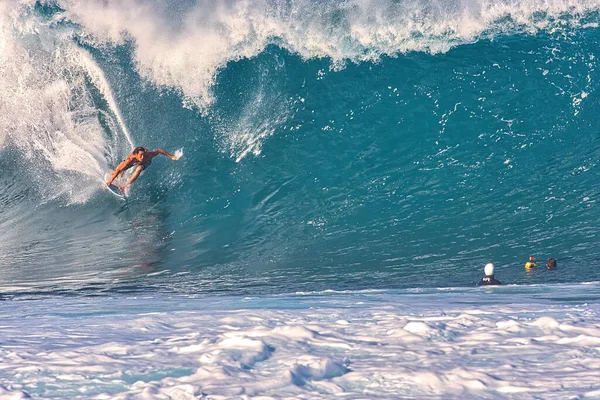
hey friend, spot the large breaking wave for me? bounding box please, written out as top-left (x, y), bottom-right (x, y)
top-left (1, 0), bottom-right (600, 295)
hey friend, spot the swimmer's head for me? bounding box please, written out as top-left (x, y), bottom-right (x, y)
top-left (484, 263), bottom-right (494, 276)
top-left (529, 256), bottom-right (535, 261)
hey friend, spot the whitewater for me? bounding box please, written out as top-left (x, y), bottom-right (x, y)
top-left (1, 0), bottom-right (600, 398)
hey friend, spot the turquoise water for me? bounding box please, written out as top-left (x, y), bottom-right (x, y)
top-left (1, 1), bottom-right (600, 295)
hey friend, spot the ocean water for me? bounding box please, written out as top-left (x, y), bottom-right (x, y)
top-left (1, 0), bottom-right (600, 398)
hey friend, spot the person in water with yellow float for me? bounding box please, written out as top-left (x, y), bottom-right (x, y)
top-left (524, 256), bottom-right (538, 270)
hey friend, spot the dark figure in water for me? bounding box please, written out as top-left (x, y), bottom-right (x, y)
top-left (478, 263), bottom-right (502, 286)
top-left (546, 258), bottom-right (557, 270)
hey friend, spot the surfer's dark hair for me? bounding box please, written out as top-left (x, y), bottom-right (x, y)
top-left (133, 146), bottom-right (146, 154)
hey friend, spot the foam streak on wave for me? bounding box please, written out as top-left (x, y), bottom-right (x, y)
top-left (61, 0), bottom-right (600, 108)
top-left (77, 48), bottom-right (134, 154)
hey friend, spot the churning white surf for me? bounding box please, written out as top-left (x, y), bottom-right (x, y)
top-left (0, 1), bottom-right (133, 204)
top-left (1, 285), bottom-right (599, 398)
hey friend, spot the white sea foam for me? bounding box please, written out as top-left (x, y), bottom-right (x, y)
top-left (1, 285), bottom-right (599, 398)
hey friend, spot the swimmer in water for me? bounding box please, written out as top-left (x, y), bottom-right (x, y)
top-left (106, 146), bottom-right (180, 192)
top-left (546, 258), bottom-right (557, 270)
top-left (478, 263), bottom-right (502, 286)
top-left (524, 256), bottom-right (538, 270)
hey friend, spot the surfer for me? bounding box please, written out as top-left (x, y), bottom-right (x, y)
top-left (478, 263), bottom-right (502, 286)
top-left (106, 147), bottom-right (180, 192)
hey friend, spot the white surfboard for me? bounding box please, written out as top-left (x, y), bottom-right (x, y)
top-left (106, 183), bottom-right (126, 200)
top-left (104, 172), bottom-right (128, 200)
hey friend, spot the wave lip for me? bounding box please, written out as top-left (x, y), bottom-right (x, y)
top-left (58, 0), bottom-right (600, 107)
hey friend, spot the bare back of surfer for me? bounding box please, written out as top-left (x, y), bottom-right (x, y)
top-left (106, 146), bottom-right (180, 192)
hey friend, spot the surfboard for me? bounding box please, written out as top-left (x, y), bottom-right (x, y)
top-left (104, 172), bottom-right (128, 200)
top-left (106, 183), bottom-right (126, 200)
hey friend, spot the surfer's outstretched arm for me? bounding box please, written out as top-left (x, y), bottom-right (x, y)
top-left (119, 165), bottom-right (143, 192)
top-left (152, 148), bottom-right (179, 160)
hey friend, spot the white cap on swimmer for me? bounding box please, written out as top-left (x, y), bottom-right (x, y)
top-left (484, 263), bottom-right (494, 276)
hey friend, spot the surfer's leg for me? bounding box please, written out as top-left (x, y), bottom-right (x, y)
top-left (119, 165), bottom-right (144, 191)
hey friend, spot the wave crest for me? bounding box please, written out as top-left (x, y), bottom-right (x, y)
top-left (58, 0), bottom-right (600, 109)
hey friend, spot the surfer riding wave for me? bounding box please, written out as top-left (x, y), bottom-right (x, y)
top-left (106, 147), bottom-right (180, 192)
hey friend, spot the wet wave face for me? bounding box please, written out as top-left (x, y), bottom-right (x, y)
top-left (2, 0), bottom-right (600, 294)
